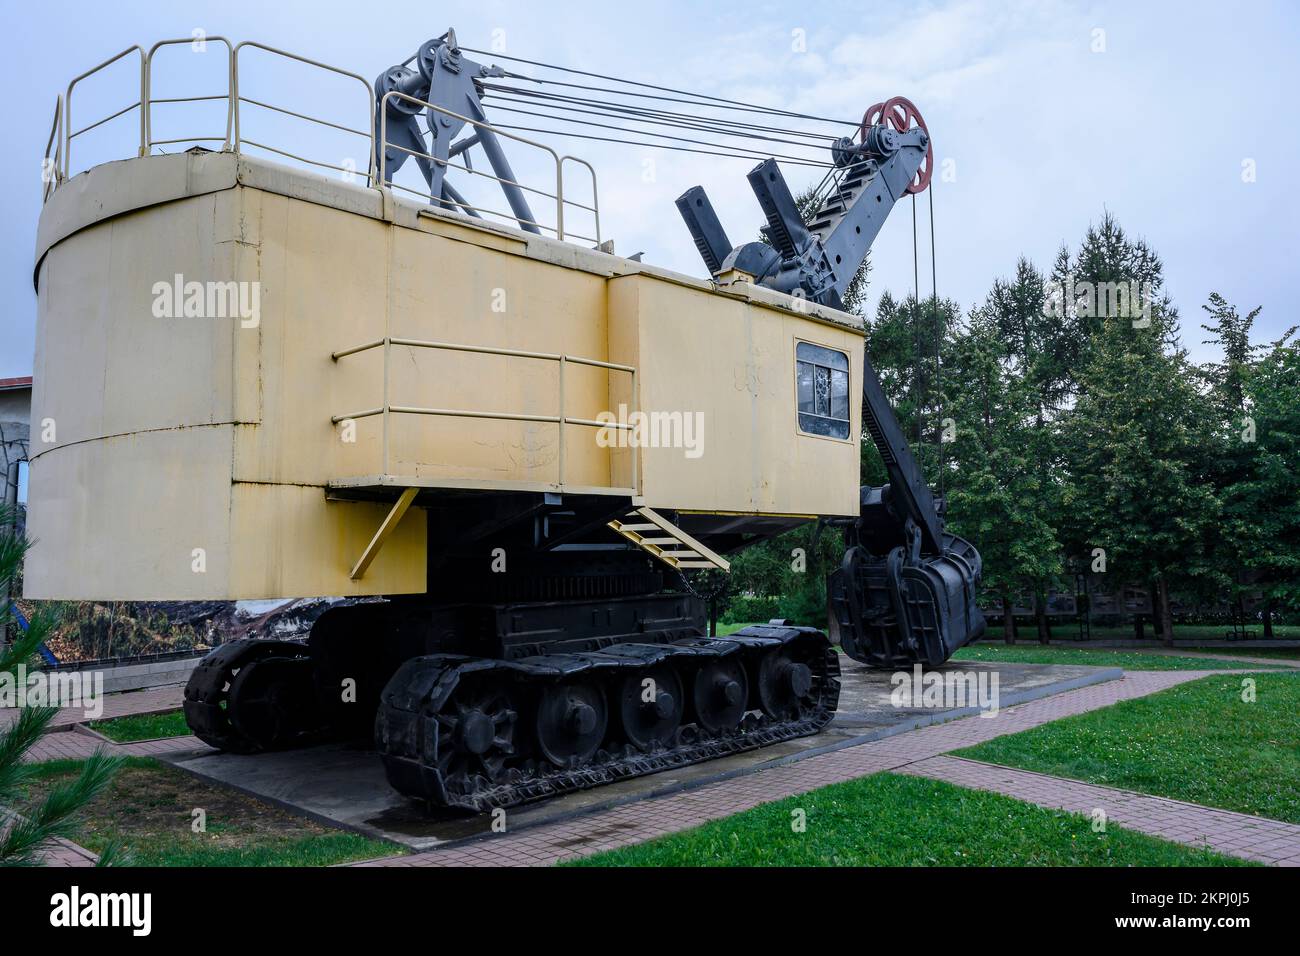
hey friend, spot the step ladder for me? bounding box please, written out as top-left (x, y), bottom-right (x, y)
top-left (808, 164), bottom-right (876, 242)
top-left (608, 507), bottom-right (730, 572)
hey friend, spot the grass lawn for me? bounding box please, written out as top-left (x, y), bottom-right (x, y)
top-left (951, 643), bottom-right (1284, 671)
top-left (569, 772), bottom-right (1248, 866)
top-left (958, 672), bottom-right (1300, 824)
top-left (24, 757), bottom-right (401, 866)
top-left (89, 709), bottom-right (191, 742)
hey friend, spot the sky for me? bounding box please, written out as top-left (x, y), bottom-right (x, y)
top-left (3, 0), bottom-right (1298, 379)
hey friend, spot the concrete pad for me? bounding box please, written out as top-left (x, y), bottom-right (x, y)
top-left (163, 659), bottom-right (1120, 851)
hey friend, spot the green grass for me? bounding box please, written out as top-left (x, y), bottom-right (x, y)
top-left (952, 643), bottom-right (1284, 671)
top-left (958, 672), bottom-right (1300, 824)
top-left (568, 772), bottom-right (1248, 866)
top-left (89, 709), bottom-right (191, 742)
top-left (24, 757), bottom-right (401, 866)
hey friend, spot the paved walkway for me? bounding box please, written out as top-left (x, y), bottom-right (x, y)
top-left (23, 725), bottom-right (204, 763)
top-left (1147, 650), bottom-right (1300, 669)
top-left (357, 669), bottom-right (1300, 867)
top-left (901, 756), bottom-right (1300, 866)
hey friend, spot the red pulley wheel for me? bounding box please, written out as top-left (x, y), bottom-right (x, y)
top-left (860, 95), bottom-right (933, 195)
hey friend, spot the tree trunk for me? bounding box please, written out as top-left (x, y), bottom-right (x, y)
top-left (709, 599), bottom-right (718, 638)
top-left (1263, 599), bottom-right (1275, 639)
top-left (1035, 591), bottom-right (1051, 644)
top-left (1156, 576), bottom-right (1175, 648)
top-left (1133, 615), bottom-right (1145, 640)
top-left (1147, 581), bottom-right (1164, 641)
top-left (1002, 595), bottom-right (1016, 645)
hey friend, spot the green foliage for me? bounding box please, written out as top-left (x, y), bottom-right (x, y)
top-left (724, 524), bottom-right (843, 628)
top-left (89, 710), bottom-right (191, 743)
top-left (1061, 308), bottom-right (1219, 591)
top-left (942, 276), bottom-right (1060, 600)
top-left (0, 504), bottom-right (122, 866)
top-left (1232, 335), bottom-right (1300, 608)
top-left (719, 596), bottom-right (779, 626)
top-left (43, 601), bottom-right (202, 663)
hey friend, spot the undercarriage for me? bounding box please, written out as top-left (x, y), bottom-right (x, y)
top-left (183, 580), bottom-right (840, 812)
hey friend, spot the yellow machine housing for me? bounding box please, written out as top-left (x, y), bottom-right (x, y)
top-left (26, 150), bottom-right (864, 601)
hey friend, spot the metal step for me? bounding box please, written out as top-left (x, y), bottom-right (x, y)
top-left (608, 507), bottom-right (730, 572)
top-left (809, 170), bottom-right (875, 241)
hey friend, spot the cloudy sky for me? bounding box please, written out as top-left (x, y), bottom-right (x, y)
top-left (3, 0), bottom-right (1297, 378)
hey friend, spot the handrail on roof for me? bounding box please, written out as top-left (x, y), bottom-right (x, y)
top-left (45, 38), bottom-right (600, 248)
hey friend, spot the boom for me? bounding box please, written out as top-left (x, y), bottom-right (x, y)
top-left (676, 95), bottom-right (985, 667)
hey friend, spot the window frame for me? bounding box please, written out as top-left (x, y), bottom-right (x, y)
top-left (793, 339), bottom-right (852, 442)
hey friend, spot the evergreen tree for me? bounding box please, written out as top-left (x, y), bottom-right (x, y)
top-left (942, 306), bottom-right (1060, 642)
top-left (0, 506), bottom-right (121, 865)
top-left (983, 258), bottom-right (1070, 639)
top-left (1061, 249), bottom-right (1219, 645)
top-left (1208, 318), bottom-right (1300, 633)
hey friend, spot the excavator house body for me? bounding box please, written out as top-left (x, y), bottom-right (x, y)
top-left (27, 151), bottom-right (863, 602)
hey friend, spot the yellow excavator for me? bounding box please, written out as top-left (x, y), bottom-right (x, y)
top-left (27, 30), bottom-right (982, 810)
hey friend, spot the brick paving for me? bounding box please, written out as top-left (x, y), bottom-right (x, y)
top-left (1148, 650), bottom-right (1300, 669)
top-left (899, 756), bottom-right (1300, 866)
top-left (355, 669), bottom-right (1281, 867)
top-left (40, 837), bottom-right (100, 867)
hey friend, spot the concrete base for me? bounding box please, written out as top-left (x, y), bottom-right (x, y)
top-left (163, 659), bottom-right (1120, 851)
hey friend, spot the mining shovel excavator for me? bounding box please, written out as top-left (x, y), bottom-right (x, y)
top-left (27, 30), bottom-right (983, 812)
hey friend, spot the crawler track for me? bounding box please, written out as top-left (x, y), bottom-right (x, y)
top-left (183, 639), bottom-right (323, 753)
top-left (375, 624), bottom-right (841, 812)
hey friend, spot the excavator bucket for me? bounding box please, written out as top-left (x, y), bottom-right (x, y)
top-left (828, 493), bottom-right (985, 669)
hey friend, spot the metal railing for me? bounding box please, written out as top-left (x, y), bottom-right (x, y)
top-left (233, 41), bottom-right (375, 185)
top-left (379, 91), bottom-right (599, 243)
top-left (44, 38), bottom-right (600, 246)
top-left (144, 36), bottom-right (235, 154)
top-left (41, 96), bottom-right (63, 201)
top-left (63, 44), bottom-right (146, 181)
top-left (330, 337), bottom-right (637, 492)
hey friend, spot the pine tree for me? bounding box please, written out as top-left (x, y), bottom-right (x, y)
top-left (1061, 264), bottom-right (1219, 645)
top-left (942, 306), bottom-right (1060, 642)
top-left (1215, 324), bottom-right (1300, 632)
top-left (984, 258), bottom-right (1070, 640)
top-left (0, 505), bottom-right (121, 865)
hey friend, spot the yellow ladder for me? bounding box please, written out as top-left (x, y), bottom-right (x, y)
top-left (608, 507), bottom-right (730, 572)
